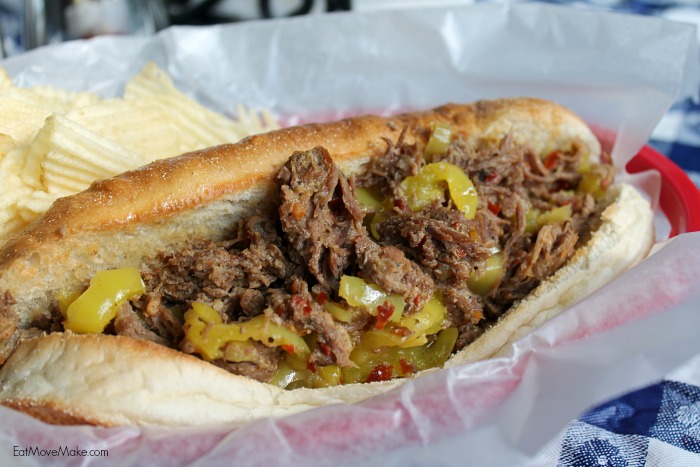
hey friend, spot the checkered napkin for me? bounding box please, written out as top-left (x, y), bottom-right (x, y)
top-left (556, 379), bottom-right (700, 465)
top-left (528, 354), bottom-right (700, 467)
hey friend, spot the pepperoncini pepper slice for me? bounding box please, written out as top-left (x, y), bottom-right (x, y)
top-left (323, 300), bottom-right (359, 323)
top-left (356, 187), bottom-right (384, 211)
top-left (270, 327), bottom-right (459, 389)
top-left (578, 171), bottom-right (608, 200)
top-left (425, 122), bottom-right (452, 157)
top-left (342, 327), bottom-right (458, 385)
top-left (338, 275), bottom-right (405, 322)
top-left (183, 302), bottom-right (310, 361)
top-left (525, 205), bottom-right (573, 233)
top-left (362, 294), bottom-right (448, 349)
top-left (400, 162), bottom-right (478, 219)
top-left (467, 250), bottom-right (505, 296)
top-left (63, 267), bottom-right (145, 334)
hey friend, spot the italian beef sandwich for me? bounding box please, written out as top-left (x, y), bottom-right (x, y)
top-left (0, 98), bottom-right (654, 426)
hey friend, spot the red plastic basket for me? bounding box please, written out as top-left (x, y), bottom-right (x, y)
top-left (627, 146), bottom-right (700, 237)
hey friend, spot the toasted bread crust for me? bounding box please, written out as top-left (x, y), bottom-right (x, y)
top-left (0, 98), bottom-right (601, 329)
top-left (0, 98), bottom-right (650, 428)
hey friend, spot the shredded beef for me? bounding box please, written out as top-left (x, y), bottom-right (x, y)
top-left (355, 129), bottom-right (423, 198)
top-left (0, 292), bottom-right (48, 365)
top-left (500, 221), bottom-right (579, 302)
top-left (211, 341), bottom-right (282, 382)
top-left (266, 278), bottom-right (355, 368)
top-left (355, 235), bottom-right (434, 313)
top-left (0, 292), bottom-right (18, 365)
top-left (357, 131), bottom-right (609, 342)
top-left (277, 147), bottom-right (365, 292)
top-left (48, 125), bottom-right (608, 384)
top-left (114, 301), bottom-right (167, 345)
top-left (141, 214), bottom-right (293, 317)
top-left (375, 206), bottom-right (491, 284)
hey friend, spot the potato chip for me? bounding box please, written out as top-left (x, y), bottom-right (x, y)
top-left (64, 98), bottom-right (183, 163)
top-left (124, 62), bottom-right (278, 151)
top-left (0, 94), bottom-right (57, 145)
top-left (0, 211), bottom-right (27, 243)
top-left (144, 94), bottom-right (246, 150)
top-left (0, 177), bottom-right (33, 244)
top-left (0, 74), bottom-right (101, 146)
top-left (15, 190), bottom-right (57, 223)
top-left (28, 85), bottom-right (101, 109)
top-left (35, 115), bottom-right (143, 194)
top-left (0, 62), bottom-right (279, 248)
top-left (123, 62), bottom-right (180, 100)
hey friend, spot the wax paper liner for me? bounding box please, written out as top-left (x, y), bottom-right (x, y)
top-left (0, 3), bottom-right (698, 466)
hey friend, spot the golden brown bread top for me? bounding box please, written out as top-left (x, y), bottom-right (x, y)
top-left (0, 98), bottom-right (656, 428)
top-left (0, 98), bottom-right (600, 328)
top-left (0, 98), bottom-right (596, 264)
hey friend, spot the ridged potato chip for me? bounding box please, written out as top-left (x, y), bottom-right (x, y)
top-left (15, 190), bottom-right (57, 223)
top-left (0, 62), bottom-right (278, 247)
top-left (38, 115), bottom-right (143, 195)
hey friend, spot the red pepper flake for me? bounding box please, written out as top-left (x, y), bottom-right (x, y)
top-left (399, 358), bottom-right (415, 375)
top-left (291, 294), bottom-right (312, 315)
top-left (375, 301), bottom-right (395, 330)
top-left (413, 296), bottom-right (420, 307)
top-left (319, 342), bottom-right (332, 356)
top-left (488, 201), bottom-right (501, 215)
top-left (275, 304), bottom-right (286, 317)
top-left (315, 291), bottom-right (328, 305)
top-left (307, 361), bottom-right (317, 373)
top-left (366, 363), bottom-right (393, 383)
top-left (544, 150), bottom-right (561, 170)
top-left (485, 172), bottom-right (501, 184)
top-left (559, 198), bottom-right (573, 207)
top-left (281, 344), bottom-right (296, 356)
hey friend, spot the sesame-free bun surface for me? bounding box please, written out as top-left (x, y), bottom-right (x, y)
top-left (0, 98), bottom-right (601, 329)
top-left (0, 98), bottom-right (653, 427)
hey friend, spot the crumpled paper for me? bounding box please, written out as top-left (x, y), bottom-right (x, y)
top-left (1, 3), bottom-right (698, 466)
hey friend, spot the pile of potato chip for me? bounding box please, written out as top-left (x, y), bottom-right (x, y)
top-left (0, 62), bottom-right (278, 246)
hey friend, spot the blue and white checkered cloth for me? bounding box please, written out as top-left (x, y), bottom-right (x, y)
top-left (554, 4), bottom-right (700, 459)
top-left (557, 379), bottom-right (700, 465)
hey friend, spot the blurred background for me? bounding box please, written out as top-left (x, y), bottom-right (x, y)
top-left (1, 0), bottom-right (698, 57)
top-left (0, 0), bottom-right (699, 186)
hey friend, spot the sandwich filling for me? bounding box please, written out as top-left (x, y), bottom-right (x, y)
top-left (0, 123), bottom-right (613, 388)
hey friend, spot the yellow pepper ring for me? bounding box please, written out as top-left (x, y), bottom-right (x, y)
top-left (401, 162), bottom-right (478, 219)
top-left (338, 275), bottom-right (405, 322)
top-left (183, 302), bottom-right (310, 361)
top-left (63, 267), bottom-right (145, 334)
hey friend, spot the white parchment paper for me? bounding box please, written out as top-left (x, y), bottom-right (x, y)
top-left (0, 3), bottom-right (698, 466)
